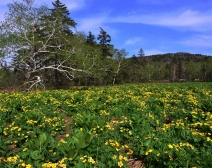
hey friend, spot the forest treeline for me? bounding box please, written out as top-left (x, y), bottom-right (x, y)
top-left (0, 0), bottom-right (211, 91)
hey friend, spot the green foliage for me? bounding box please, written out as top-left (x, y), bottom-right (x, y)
top-left (97, 27), bottom-right (113, 58)
top-left (86, 31), bottom-right (96, 46)
top-left (0, 83), bottom-right (212, 167)
top-left (138, 48), bottom-right (145, 57)
top-left (58, 130), bottom-right (94, 162)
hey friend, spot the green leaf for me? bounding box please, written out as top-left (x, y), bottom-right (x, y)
top-left (85, 133), bottom-right (94, 143)
top-left (152, 149), bottom-right (159, 155)
top-left (140, 149), bottom-right (145, 155)
top-left (68, 148), bottom-right (78, 159)
top-left (30, 150), bottom-right (42, 160)
top-left (73, 136), bottom-right (82, 149)
top-left (144, 139), bottom-right (151, 146)
top-left (39, 133), bottom-right (47, 145)
top-left (43, 138), bottom-right (50, 148)
top-left (29, 139), bottom-right (40, 149)
top-left (20, 151), bottom-right (30, 159)
top-left (73, 132), bottom-right (94, 149)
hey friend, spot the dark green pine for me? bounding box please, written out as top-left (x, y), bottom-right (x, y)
top-left (50, 0), bottom-right (77, 35)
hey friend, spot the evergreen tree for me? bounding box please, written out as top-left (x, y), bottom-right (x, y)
top-left (138, 48), bottom-right (145, 57)
top-left (97, 27), bottom-right (112, 58)
top-left (39, 0), bottom-right (77, 87)
top-left (50, 0), bottom-right (76, 35)
top-left (86, 31), bottom-right (96, 45)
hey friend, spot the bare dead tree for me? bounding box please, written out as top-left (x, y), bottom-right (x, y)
top-left (112, 49), bottom-right (128, 85)
top-left (25, 75), bottom-right (45, 91)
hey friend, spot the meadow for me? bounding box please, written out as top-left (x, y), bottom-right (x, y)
top-left (0, 82), bottom-right (212, 168)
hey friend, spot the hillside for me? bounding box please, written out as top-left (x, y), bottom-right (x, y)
top-left (129, 52), bottom-right (211, 64)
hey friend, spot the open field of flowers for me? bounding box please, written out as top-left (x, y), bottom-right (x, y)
top-left (0, 82), bottom-right (212, 168)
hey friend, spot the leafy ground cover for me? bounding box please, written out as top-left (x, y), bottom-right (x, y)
top-left (0, 82), bottom-right (212, 168)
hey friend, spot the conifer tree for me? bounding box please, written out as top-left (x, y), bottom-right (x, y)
top-left (97, 27), bottom-right (112, 58)
top-left (40, 0), bottom-right (77, 87)
top-left (138, 48), bottom-right (145, 57)
top-left (50, 0), bottom-right (76, 35)
top-left (86, 31), bottom-right (96, 46)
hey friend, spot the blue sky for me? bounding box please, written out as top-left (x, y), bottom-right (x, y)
top-left (1, 0), bottom-right (212, 57)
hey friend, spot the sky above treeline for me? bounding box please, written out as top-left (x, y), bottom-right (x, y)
top-left (0, 0), bottom-right (212, 57)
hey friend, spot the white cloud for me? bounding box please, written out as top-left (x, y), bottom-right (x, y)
top-left (65, 0), bottom-right (84, 11)
top-left (0, 0), bottom-right (85, 22)
top-left (110, 9), bottom-right (212, 31)
top-left (181, 35), bottom-right (212, 47)
top-left (77, 17), bottom-right (118, 39)
top-left (77, 16), bottom-right (107, 34)
top-left (144, 49), bottom-right (166, 56)
top-left (125, 37), bottom-right (142, 45)
top-left (76, 10), bottom-right (118, 38)
top-left (152, 10), bottom-right (212, 28)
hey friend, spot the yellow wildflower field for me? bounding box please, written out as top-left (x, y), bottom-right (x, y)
top-left (0, 83), bottom-right (211, 167)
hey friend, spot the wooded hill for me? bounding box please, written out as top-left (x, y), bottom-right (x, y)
top-left (117, 52), bottom-right (212, 84)
top-left (143, 52), bottom-right (211, 63)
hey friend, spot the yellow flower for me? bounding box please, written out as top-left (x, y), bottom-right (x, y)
top-left (59, 158), bottom-right (67, 164)
top-left (145, 149), bottom-right (153, 155)
top-left (7, 155), bottom-right (19, 163)
top-left (124, 145), bottom-right (129, 148)
top-left (207, 137), bottom-right (211, 142)
top-left (127, 149), bottom-right (133, 155)
top-left (168, 144), bottom-right (173, 148)
top-left (128, 131), bottom-right (132, 135)
top-left (23, 148), bottom-right (28, 152)
top-left (59, 139), bottom-right (67, 144)
top-left (20, 163), bottom-right (26, 167)
top-left (119, 155), bottom-right (123, 160)
top-left (26, 164), bottom-right (32, 168)
top-left (88, 157), bottom-right (95, 164)
top-left (118, 161), bottom-right (123, 167)
top-left (112, 155), bottom-right (117, 160)
top-left (148, 149), bottom-right (153, 153)
top-left (123, 156), bottom-right (128, 161)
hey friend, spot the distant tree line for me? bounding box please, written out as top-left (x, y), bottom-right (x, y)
top-left (0, 0), bottom-right (212, 91)
top-left (124, 52), bottom-right (212, 83)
